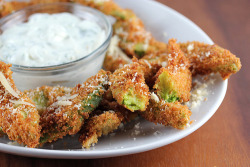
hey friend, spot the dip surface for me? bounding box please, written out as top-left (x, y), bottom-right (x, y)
top-left (0, 13), bottom-right (106, 67)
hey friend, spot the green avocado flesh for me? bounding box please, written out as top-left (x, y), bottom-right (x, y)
top-left (216, 63), bottom-right (238, 73)
top-left (134, 43), bottom-right (146, 58)
top-left (123, 90), bottom-right (145, 111)
top-left (33, 93), bottom-right (48, 114)
top-left (156, 71), bottom-right (179, 103)
top-left (111, 10), bottom-right (126, 20)
top-left (80, 89), bottom-right (103, 114)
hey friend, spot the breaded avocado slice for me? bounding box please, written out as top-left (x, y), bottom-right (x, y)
top-left (40, 70), bottom-right (110, 144)
top-left (79, 110), bottom-right (124, 148)
top-left (134, 43), bottom-right (146, 58)
top-left (0, 61), bottom-right (41, 148)
top-left (110, 61), bottom-right (150, 112)
top-left (179, 41), bottom-right (242, 79)
top-left (154, 67), bottom-right (191, 103)
top-left (140, 93), bottom-right (192, 129)
top-left (122, 88), bottom-right (147, 111)
top-left (24, 86), bottom-right (73, 115)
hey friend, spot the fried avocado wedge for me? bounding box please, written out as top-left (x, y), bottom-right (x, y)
top-left (142, 40), bottom-right (192, 128)
top-left (40, 70), bottom-right (110, 144)
top-left (179, 41), bottom-right (242, 79)
top-left (154, 67), bottom-right (191, 103)
top-left (24, 86), bottom-right (72, 115)
top-left (112, 12), bottom-right (166, 58)
top-left (141, 93), bottom-right (191, 129)
top-left (79, 110), bottom-right (124, 148)
top-left (99, 89), bottom-right (139, 122)
top-left (141, 39), bottom-right (192, 102)
top-left (0, 61), bottom-right (41, 148)
top-left (24, 86), bottom-right (50, 115)
top-left (142, 39), bottom-right (190, 71)
top-left (79, 89), bottom-right (139, 148)
top-left (109, 61), bottom-right (150, 112)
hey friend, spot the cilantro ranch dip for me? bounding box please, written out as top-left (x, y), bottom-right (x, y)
top-left (0, 13), bottom-right (106, 67)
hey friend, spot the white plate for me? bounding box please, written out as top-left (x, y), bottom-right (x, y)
top-left (0, 0), bottom-right (227, 158)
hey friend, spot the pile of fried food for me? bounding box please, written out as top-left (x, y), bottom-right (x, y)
top-left (0, 0), bottom-right (241, 148)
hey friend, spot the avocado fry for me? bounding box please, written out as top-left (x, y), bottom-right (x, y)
top-left (140, 93), bottom-right (192, 129)
top-left (79, 89), bottom-right (139, 149)
top-left (154, 67), bottom-right (191, 103)
top-left (99, 89), bottom-right (139, 122)
top-left (39, 70), bottom-right (110, 144)
top-left (179, 41), bottom-right (242, 79)
top-left (109, 61), bottom-right (150, 112)
top-left (24, 86), bottom-right (72, 115)
top-left (79, 110), bottom-right (124, 148)
top-left (113, 16), bottom-right (166, 58)
top-left (142, 39), bottom-right (190, 70)
top-left (0, 61), bottom-right (41, 148)
top-left (141, 39), bottom-right (192, 102)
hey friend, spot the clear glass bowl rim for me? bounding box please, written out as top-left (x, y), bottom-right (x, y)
top-left (0, 2), bottom-right (113, 72)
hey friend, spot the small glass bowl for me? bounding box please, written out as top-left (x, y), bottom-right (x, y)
top-left (0, 2), bottom-right (112, 91)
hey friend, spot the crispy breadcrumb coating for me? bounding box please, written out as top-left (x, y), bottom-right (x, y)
top-left (79, 89), bottom-right (139, 148)
top-left (79, 110), bottom-right (124, 148)
top-left (179, 41), bottom-right (242, 79)
top-left (113, 13), bottom-right (166, 58)
top-left (99, 89), bottom-right (139, 122)
top-left (24, 86), bottom-right (72, 115)
top-left (142, 39), bottom-right (190, 70)
top-left (40, 70), bottom-right (109, 144)
top-left (141, 93), bottom-right (191, 129)
top-left (154, 67), bottom-right (191, 103)
top-left (0, 61), bottom-right (41, 148)
top-left (110, 61), bottom-right (150, 112)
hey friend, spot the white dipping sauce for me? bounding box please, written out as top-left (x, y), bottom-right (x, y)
top-left (0, 13), bottom-right (106, 66)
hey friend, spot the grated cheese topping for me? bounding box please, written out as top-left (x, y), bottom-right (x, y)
top-left (161, 61), bottom-right (167, 67)
top-left (0, 72), bottom-right (19, 98)
top-left (107, 35), bottom-right (131, 62)
top-left (187, 43), bottom-right (194, 52)
top-left (56, 94), bottom-right (78, 101)
top-left (185, 75), bottom-right (215, 109)
top-left (151, 92), bottom-right (159, 103)
top-left (57, 100), bottom-right (72, 106)
top-left (9, 100), bottom-right (34, 107)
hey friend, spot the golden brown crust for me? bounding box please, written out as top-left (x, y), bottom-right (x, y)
top-left (79, 111), bottom-right (124, 148)
top-left (154, 67), bottom-right (192, 103)
top-left (0, 61), bottom-right (41, 148)
top-left (109, 61), bottom-right (150, 112)
top-left (141, 98), bottom-right (191, 129)
top-left (99, 94), bottom-right (139, 123)
top-left (24, 86), bottom-right (72, 115)
top-left (40, 70), bottom-right (109, 144)
top-left (179, 41), bottom-right (242, 79)
top-left (103, 54), bottom-right (130, 72)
